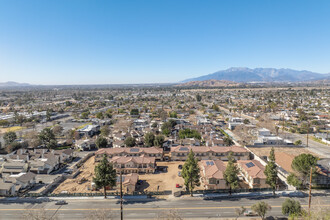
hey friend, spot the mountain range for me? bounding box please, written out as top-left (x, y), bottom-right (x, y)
top-left (182, 67), bottom-right (330, 83)
top-left (0, 81), bottom-right (31, 87)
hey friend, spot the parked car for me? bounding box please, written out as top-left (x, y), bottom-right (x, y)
top-left (178, 171), bottom-right (181, 177)
top-left (55, 200), bottom-right (68, 205)
top-left (244, 210), bottom-right (256, 216)
top-left (178, 165), bottom-right (183, 169)
top-left (176, 184), bottom-right (180, 188)
top-left (64, 169), bottom-right (73, 174)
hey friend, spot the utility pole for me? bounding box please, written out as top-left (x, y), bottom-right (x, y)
top-left (306, 121), bottom-right (310, 148)
top-left (120, 170), bottom-right (123, 220)
top-left (308, 167), bottom-right (313, 216)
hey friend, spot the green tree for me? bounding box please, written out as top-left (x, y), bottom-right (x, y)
top-left (144, 132), bottom-right (155, 147)
top-left (161, 120), bottom-right (177, 136)
top-left (243, 119), bottom-right (250, 124)
top-left (81, 111), bottom-right (90, 119)
top-left (46, 110), bottom-right (52, 121)
top-left (181, 150), bottom-right (200, 196)
top-left (0, 120), bottom-right (10, 127)
top-left (251, 202), bottom-right (271, 220)
top-left (96, 136), bottom-right (108, 148)
top-left (130, 109), bottom-right (139, 116)
top-left (96, 112), bottom-right (104, 119)
top-left (224, 153), bottom-right (239, 195)
top-left (287, 173), bottom-right (302, 189)
top-left (162, 127), bottom-right (170, 136)
top-left (151, 122), bottom-right (158, 128)
top-left (154, 135), bottom-right (165, 147)
top-left (124, 137), bottom-right (136, 147)
top-left (282, 198), bottom-right (302, 218)
top-left (4, 131), bottom-right (17, 146)
top-left (178, 129), bottom-right (201, 140)
top-left (265, 147), bottom-right (278, 195)
top-left (100, 126), bottom-right (110, 137)
top-left (105, 109), bottom-right (112, 118)
top-left (169, 111), bottom-right (178, 118)
top-left (291, 153), bottom-right (318, 186)
top-left (212, 104), bottom-right (220, 112)
top-left (196, 94), bottom-right (202, 102)
top-left (39, 128), bottom-right (57, 149)
top-left (223, 136), bottom-right (234, 146)
top-left (294, 140), bottom-right (302, 146)
top-left (93, 154), bottom-right (117, 198)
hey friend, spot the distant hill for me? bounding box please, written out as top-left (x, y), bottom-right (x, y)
top-left (182, 67), bottom-right (330, 83)
top-left (0, 81), bottom-right (31, 87)
top-left (176, 79), bottom-right (241, 87)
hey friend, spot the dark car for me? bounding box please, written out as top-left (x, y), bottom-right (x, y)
top-left (55, 200), bottom-right (68, 205)
top-left (178, 165), bottom-right (183, 169)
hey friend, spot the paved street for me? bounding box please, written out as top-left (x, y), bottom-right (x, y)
top-left (278, 131), bottom-right (330, 158)
top-left (0, 194), bottom-right (329, 219)
top-left (218, 105), bottom-right (330, 158)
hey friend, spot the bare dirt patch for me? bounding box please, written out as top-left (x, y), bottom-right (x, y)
top-left (53, 156), bottom-right (96, 194)
top-left (138, 161), bottom-right (186, 192)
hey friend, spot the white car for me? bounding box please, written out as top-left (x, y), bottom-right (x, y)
top-left (244, 210), bottom-right (256, 216)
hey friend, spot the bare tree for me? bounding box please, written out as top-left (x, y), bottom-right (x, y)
top-left (157, 210), bottom-right (183, 220)
top-left (235, 206), bottom-right (246, 219)
top-left (22, 208), bottom-right (58, 220)
top-left (85, 209), bottom-right (115, 220)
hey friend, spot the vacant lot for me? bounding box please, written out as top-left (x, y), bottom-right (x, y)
top-left (138, 161), bottom-right (187, 192)
top-left (53, 156), bottom-right (96, 194)
top-left (53, 159), bottom-right (190, 194)
top-left (248, 146), bottom-right (321, 158)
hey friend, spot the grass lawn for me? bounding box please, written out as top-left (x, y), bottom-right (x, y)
top-left (1, 126), bottom-right (26, 133)
top-left (312, 137), bottom-right (328, 145)
top-left (55, 146), bottom-right (72, 150)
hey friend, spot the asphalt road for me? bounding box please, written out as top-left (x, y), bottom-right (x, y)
top-left (278, 132), bottom-right (330, 158)
top-left (0, 194), bottom-right (329, 220)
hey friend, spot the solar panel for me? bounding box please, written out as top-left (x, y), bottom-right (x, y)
top-left (179, 147), bottom-right (188, 151)
top-left (246, 162), bottom-right (255, 168)
top-left (206, 161), bottom-right (214, 166)
top-left (130, 148), bottom-right (139, 152)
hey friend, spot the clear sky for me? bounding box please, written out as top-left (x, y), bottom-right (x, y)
top-left (0, 0), bottom-right (330, 85)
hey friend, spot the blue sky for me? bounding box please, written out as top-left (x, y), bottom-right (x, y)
top-left (0, 0), bottom-right (330, 85)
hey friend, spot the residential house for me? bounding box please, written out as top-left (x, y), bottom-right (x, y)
top-left (29, 157), bottom-right (59, 174)
top-left (75, 139), bottom-right (96, 151)
top-left (77, 124), bottom-right (100, 137)
top-left (0, 180), bottom-right (15, 196)
top-left (15, 172), bottom-right (37, 189)
top-left (0, 161), bottom-right (28, 175)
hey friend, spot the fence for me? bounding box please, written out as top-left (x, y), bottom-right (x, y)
top-left (181, 187), bottom-right (274, 195)
top-left (26, 190), bottom-right (173, 198)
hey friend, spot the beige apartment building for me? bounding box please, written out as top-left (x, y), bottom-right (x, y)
top-left (199, 160), bottom-right (228, 190)
top-left (237, 160), bottom-right (269, 189)
top-left (170, 146), bottom-right (249, 161)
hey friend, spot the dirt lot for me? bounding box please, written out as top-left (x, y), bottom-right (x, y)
top-left (138, 161), bottom-right (187, 192)
top-left (53, 160), bottom-right (203, 194)
top-left (248, 146), bottom-right (321, 174)
top-left (248, 146), bottom-right (321, 158)
top-left (53, 156), bottom-right (96, 194)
